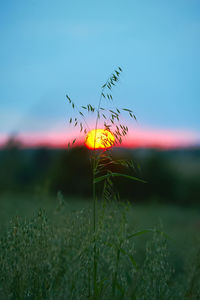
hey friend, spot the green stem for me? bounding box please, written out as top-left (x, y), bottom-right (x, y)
top-left (112, 243), bottom-right (121, 299)
top-left (92, 160), bottom-right (97, 299)
top-left (93, 167), bottom-right (96, 233)
top-left (91, 76), bottom-right (110, 298)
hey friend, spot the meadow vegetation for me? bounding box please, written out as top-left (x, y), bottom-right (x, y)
top-left (0, 194), bottom-right (200, 299)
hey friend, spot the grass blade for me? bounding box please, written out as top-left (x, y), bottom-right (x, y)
top-left (93, 172), bottom-right (146, 184)
top-left (127, 229), bottom-right (170, 240)
top-left (127, 229), bottom-right (154, 240)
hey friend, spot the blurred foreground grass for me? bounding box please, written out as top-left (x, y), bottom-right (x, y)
top-left (0, 194), bottom-right (200, 299)
top-left (0, 193), bottom-right (199, 249)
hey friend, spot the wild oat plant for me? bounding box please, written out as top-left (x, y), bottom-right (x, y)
top-left (66, 67), bottom-right (148, 298)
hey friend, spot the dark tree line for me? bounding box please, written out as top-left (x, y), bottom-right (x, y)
top-left (0, 139), bottom-right (200, 205)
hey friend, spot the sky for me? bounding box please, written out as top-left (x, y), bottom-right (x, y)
top-left (0, 0), bottom-right (200, 148)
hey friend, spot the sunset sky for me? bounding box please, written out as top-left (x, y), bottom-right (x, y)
top-left (0, 0), bottom-right (200, 148)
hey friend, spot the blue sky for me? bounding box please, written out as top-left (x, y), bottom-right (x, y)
top-left (0, 0), bottom-right (200, 145)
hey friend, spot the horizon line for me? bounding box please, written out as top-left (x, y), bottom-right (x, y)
top-left (0, 128), bottom-right (199, 150)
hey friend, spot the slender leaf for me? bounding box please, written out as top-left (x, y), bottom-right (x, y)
top-left (127, 229), bottom-right (154, 240)
top-left (94, 172), bottom-right (146, 184)
top-left (127, 229), bottom-right (170, 240)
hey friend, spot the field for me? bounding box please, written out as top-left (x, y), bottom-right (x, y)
top-left (0, 193), bottom-right (200, 299)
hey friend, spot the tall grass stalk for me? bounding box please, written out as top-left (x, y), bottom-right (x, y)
top-left (67, 67), bottom-right (147, 298)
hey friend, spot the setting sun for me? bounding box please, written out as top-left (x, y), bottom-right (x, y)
top-left (85, 129), bottom-right (115, 150)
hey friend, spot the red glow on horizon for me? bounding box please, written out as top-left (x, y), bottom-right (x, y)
top-left (0, 128), bottom-right (199, 149)
top-left (121, 129), bottom-right (199, 149)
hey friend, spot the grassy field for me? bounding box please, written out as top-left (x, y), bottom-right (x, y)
top-left (0, 193), bottom-right (200, 299)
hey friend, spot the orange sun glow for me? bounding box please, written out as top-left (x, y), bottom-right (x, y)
top-left (85, 129), bottom-right (115, 150)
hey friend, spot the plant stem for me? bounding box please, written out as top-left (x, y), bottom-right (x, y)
top-left (91, 75), bottom-right (112, 298)
top-left (93, 167), bottom-right (96, 233)
top-left (112, 242), bottom-right (121, 299)
top-left (92, 159), bottom-right (97, 299)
